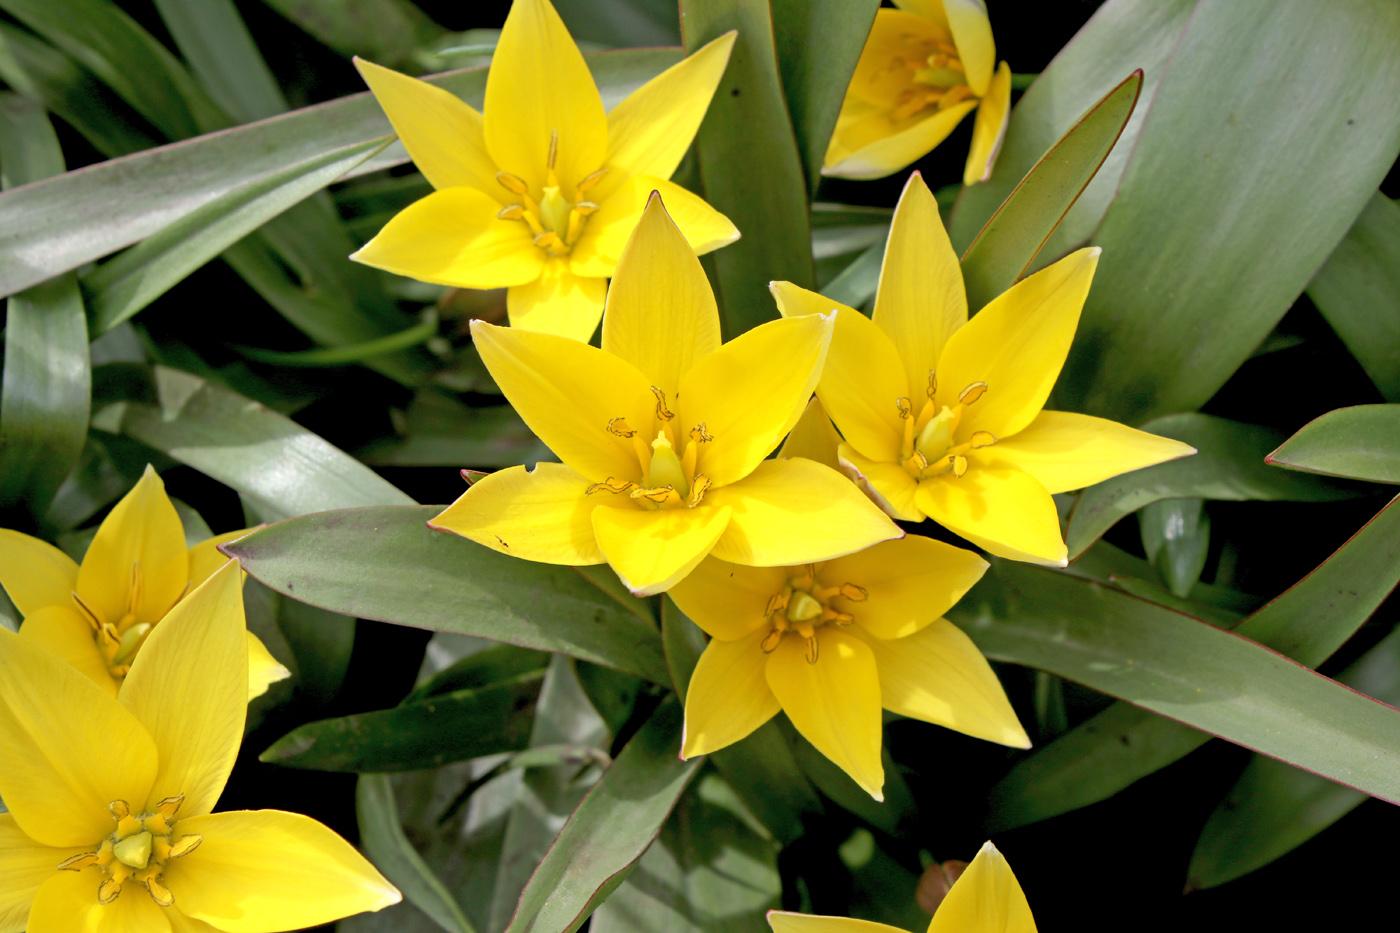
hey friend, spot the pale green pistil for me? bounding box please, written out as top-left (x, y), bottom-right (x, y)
top-left (113, 831), bottom-right (153, 870)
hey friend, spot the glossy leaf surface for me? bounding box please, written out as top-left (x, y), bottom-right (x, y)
top-left (1265, 405), bottom-right (1400, 484)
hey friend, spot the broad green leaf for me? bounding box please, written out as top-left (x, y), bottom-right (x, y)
top-left (357, 773), bottom-right (477, 933)
top-left (261, 0), bottom-right (445, 68)
top-left (44, 431), bottom-right (154, 531)
top-left (0, 95), bottom-right (89, 521)
top-left (708, 719), bottom-right (820, 847)
top-left (261, 670), bottom-right (545, 772)
top-left (575, 663), bottom-right (641, 743)
top-left (1265, 405), bottom-right (1400, 484)
top-left (275, 588), bottom-right (357, 708)
top-left (1057, 0), bottom-right (1400, 422)
top-left (502, 699), bottom-right (701, 933)
top-left (409, 644), bottom-right (550, 702)
top-left (224, 505), bottom-right (670, 684)
top-left (1138, 498), bottom-right (1210, 597)
top-left (787, 722), bottom-right (915, 836)
top-left (553, 0), bottom-right (680, 48)
top-left (359, 394), bottom-right (547, 470)
top-left (1066, 413), bottom-right (1364, 559)
top-left (1308, 194), bottom-right (1400, 401)
top-left (958, 70), bottom-right (1142, 312)
top-left (572, 565), bottom-right (656, 627)
top-left (681, 0), bottom-right (814, 338)
top-left (1104, 574), bottom-right (1242, 628)
top-left (151, 0), bottom-right (287, 124)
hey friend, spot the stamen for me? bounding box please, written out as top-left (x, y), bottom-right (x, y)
top-left (533, 230), bottom-right (564, 250)
top-left (969, 431), bottom-right (997, 448)
top-left (952, 455), bottom-right (969, 477)
top-left (804, 636), bottom-right (819, 664)
top-left (686, 474), bottom-right (712, 508)
top-left (650, 386), bottom-right (675, 421)
top-left (760, 629), bottom-right (782, 653)
top-left (607, 417), bottom-right (636, 438)
top-left (896, 397), bottom-right (912, 419)
top-left (577, 168), bottom-right (608, 193)
top-left (98, 877), bottom-right (123, 905)
top-left (58, 852), bottom-right (99, 871)
top-left (497, 204), bottom-right (526, 220)
top-left (72, 591), bottom-right (104, 631)
top-left (547, 129), bottom-right (559, 171)
top-left (520, 211), bottom-right (545, 236)
top-left (585, 477), bottom-right (637, 495)
top-left (839, 583), bottom-right (868, 601)
top-left (126, 563), bottom-right (143, 618)
top-left (958, 381), bottom-right (988, 405)
top-left (155, 795), bottom-right (184, 820)
top-left (689, 423), bottom-right (713, 443)
top-left (927, 370), bottom-right (938, 401)
top-left (630, 485), bottom-right (678, 505)
top-left (169, 835), bottom-right (202, 859)
top-left (938, 86), bottom-right (973, 111)
top-left (495, 172), bottom-right (530, 196)
top-left (573, 200), bottom-right (600, 216)
top-left (109, 800), bottom-right (131, 820)
top-left (142, 876), bottom-right (174, 908)
top-left (765, 591), bottom-right (790, 618)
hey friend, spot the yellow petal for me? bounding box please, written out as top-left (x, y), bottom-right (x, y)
top-left (1, 813), bottom-right (85, 933)
top-left (506, 260), bottom-right (607, 342)
top-left (187, 527), bottom-right (255, 590)
top-left (18, 604), bottom-right (118, 696)
top-left (0, 528), bottom-right (78, 616)
top-left (772, 283), bottom-right (906, 463)
top-left (428, 462), bottom-right (606, 565)
top-left (77, 465), bottom-right (188, 631)
top-left (891, 0), bottom-right (950, 28)
top-left (768, 911), bottom-right (905, 933)
top-left (854, 621), bottom-right (1028, 748)
top-left (765, 628), bottom-right (884, 800)
top-left (571, 175), bottom-right (739, 279)
top-left (824, 99), bottom-right (977, 180)
top-left (603, 32), bottom-right (737, 187)
top-left (601, 192), bottom-right (721, 400)
top-left (165, 809), bottom-right (400, 932)
top-left (681, 314), bottom-right (833, 488)
top-left (668, 557), bottom-right (786, 642)
top-left (935, 247), bottom-right (1100, 440)
top-left (118, 561), bottom-right (246, 819)
top-left (681, 626), bottom-right (780, 758)
top-left (707, 459), bottom-right (901, 566)
top-left (470, 320), bottom-right (654, 483)
top-left (825, 536), bottom-right (987, 641)
top-left (354, 57), bottom-right (498, 193)
top-left (482, 0), bottom-right (606, 195)
top-left (838, 442), bottom-right (922, 523)
top-left (29, 869), bottom-right (172, 933)
top-left (351, 187), bottom-right (545, 289)
top-left (167, 910), bottom-right (223, 933)
top-left (964, 61), bottom-right (1010, 185)
top-left (978, 410), bottom-right (1197, 494)
top-left (944, 0), bottom-right (995, 96)
top-left (927, 841), bottom-right (1037, 933)
top-left (591, 503), bottom-right (733, 597)
top-left (247, 632), bottom-right (291, 701)
top-left (843, 10), bottom-right (951, 108)
top-left (0, 628), bottom-right (157, 848)
top-left (915, 468), bottom-right (1066, 566)
top-left (777, 397), bottom-right (842, 470)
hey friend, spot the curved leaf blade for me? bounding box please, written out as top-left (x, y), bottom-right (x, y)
top-left (1265, 405), bottom-right (1400, 484)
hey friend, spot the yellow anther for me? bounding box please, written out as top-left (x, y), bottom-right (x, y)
top-left (546, 128), bottom-right (560, 170)
top-left (109, 800), bottom-right (131, 820)
top-left (839, 583), bottom-right (868, 602)
top-left (804, 636), bottom-right (819, 664)
top-left (496, 171), bottom-right (530, 196)
top-left (904, 450), bottom-right (929, 474)
top-left (650, 386), bottom-right (675, 421)
top-left (760, 628), bottom-right (783, 653)
top-left (927, 370), bottom-right (938, 401)
top-left (630, 485), bottom-right (678, 505)
top-left (827, 610), bottom-right (855, 626)
top-left (938, 84), bottom-right (973, 110)
top-left (687, 474), bottom-right (712, 508)
top-left (607, 417), bottom-right (636, 438)
top-left (113, 831), bottom-right (153, 870)
top-left (533, 230), bottom-right (564, 250)
top-left (72, 591), bottom-right (103, 630)
top-left (765, 591), bottom-right (790, 618)
top-left (169, 834), bottom-right (202, 859)
top-left (896, 397), bottom-right (912, 419)
top-left (58, 852), bottom-right (99, 871)
top-left (958, 381), bottom-right (988, 405)
top-left (155, 795), bottom-right (184, 820)
top-left (952, 455), bottom-right (969, 477)
top-left (577, 168), bottom-right (608, 193)
top-left (497, 204), bottom-right (526, 220)
top-left (969, 431), bottom-right (997, 448)
top-left (574, 200), bottom-right (600, 216)
top-left (98, 877), bottom-right (123, 905)
top-left (142, 876), bottom-right (174, 908)
top-left (689, 423), bottom-right (713, 443)
top-left (585, 477), bottom-right (636, 495)
top-left (126, 562), bottom-right (143, 618)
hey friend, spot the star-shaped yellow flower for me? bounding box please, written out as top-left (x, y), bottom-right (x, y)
top-left (430, 193), bottom-right (901, 596)
top-left (350, 0), bottom-right (740, 342)
top-left (774, 173), bottom-right (1195, 566)
top-left (824, 0), bottom-right (1011, 184)
top-left (0, 560), bottom-right (400, 932)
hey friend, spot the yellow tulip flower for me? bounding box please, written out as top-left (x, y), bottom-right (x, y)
top-left (824, 0), bottom-right (1012, 184)
top-left (430, 193), bottom-right (902, 597)
top-left (350, 0), bottom-right (740, 342)
top-left (773, 173), bottom-right (1195, 566)
top-left (768, 840), bottom-right (1036, 933)
top-left (0, 561), bottom-right (400, 932)
top-left (671, 534), bottom-right (1026, 800)
top-left (0, 465), bottom-right (289, 699)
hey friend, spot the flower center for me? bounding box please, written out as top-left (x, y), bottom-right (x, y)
top-left (57, 794), bottom-right (202, 908)
top-left (69, 562), bottom-right (187, 681)
top-left (891, 39), bottom-right (974, 121)
top-left (495, 130), bottom-right (606, 257)
top-left (586, 387), bottom-right (714, 510)
top-left (759, 564), bottom-right (868, 664)
top-left (899, 372), bottom-right (997, 481)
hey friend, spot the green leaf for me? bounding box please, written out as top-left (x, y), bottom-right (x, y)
top-left (707, 719), bottom-right (820, 846)
top-left (409, 644), bottom-right (550, 702)
top-left (1066, 413), bottom-right (1365, 559)
top-left (1265, 405), bottom-right (1400, 484)
top-left (234, 311), bottom-right (435, 368)
top-left (661, 596), bottom-right (707, 700)
top-left (261, 670), bottom-right (544, 772)
top-left (357, 773), bottom-right (478, 933)
top-left (958, 70), bottom-right (1142, 313)
top-left (1308, 193), bottom-right (1400, 402)
top-left (502, 699), bottom-right (701, 933)
top-left (575, 663), bottom-right (641, 743)
top-left (681, 0), bottom-right (814, 338)
top-left (0, 95), bottom-right (90, 522)
top-left (820, 237), bottom-right (885, 311)
top-left (359, 394), bottom-right (547, 469)
top-left (1138, 498), bottom-right (1210, 598)
top-left (260, 0), bottom-right (445, 68)
top-left (150, 0), bottom-right (288, 124)
top-left (552, 0), bottom-right (680, 49)
top-left (223, 505), bottom-right (670, 684)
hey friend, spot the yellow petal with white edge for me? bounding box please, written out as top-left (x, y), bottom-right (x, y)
top-left (843, 9), bottom-right (950, 108)
top-left (248, 632), bottom-right (291, 701)
top-left (668, 557), bottom-right (786, 642)
top-left (681, 315), bottom-right (833, 488)
top-left (354, 58), bottom-right (498, 193)
top-left (978, 410), bottom-right (1196, 494)
top-left (824, 536), bottom-right (987, 641)
top-left (29, 869), bottom-right (172, 933)
top-left (768, 911), bottom-right (905, 933)
top-left (854, 621), bottom-right (1028, 748)
top-left (0, 628), bottom-right (157, 848)
top-left (483, 0), bottom-right (606, 195)
top-left (166, 809), bottom-right (401, 932)
top-left (591, 504), bottom-right (733, 597)
top-left (964, 61), bottom-right (1010, 185)
top-left (506, 260), bottom-right (607, 342)
top-left (944, 0), bottom-right (995, 96)
top-left (602, 32), bottom-right (737, 190)
top-left (18, 604), bottom-right (117, 696)
top-left (352, 187), bottom-right (545, 289)
top-left (0, 528), bottom-right (78, 616)
top-left (119, 561), bottom-right (246, 819)
top-left (77, 464), bottom-right (188, 631)
top-left (470, 321), bottom-right (654, 483)
top-left (602, 192), bottom-right (720, 400)
top-left (571, 175), bottom-right (739, 280)
top-left (187, 527), bottom-right (256, 589)
top-left (915, 468), bottom-right (1066, 566)
top-left (429, 462), bottom-right (605, 565)
top-left (765, 628), bottom-right (884, 800)
top-left (823, 97), bottom-right (979, 180)
top-left (838, 442), bottom-right (922, 523)
top-left (771, 282), bottom-right (905, 463)
top-left (1, 813), bottom-right (86, 933)
top-left (707, 459), bottom-right (901, 566)
top-left (935, 248), bottom-right (1100, 440)
top-left (777, 397), bottom-right (842, 470)
top-left (927, 841), bottom-right (1037, 933)
top-left (682, 625), bottom-right (780, 757)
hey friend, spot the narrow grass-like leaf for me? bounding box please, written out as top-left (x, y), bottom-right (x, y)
top-left (358, 393), bottom-right (546, 469)
top-left (261, 0), bottom-right (444, 67)
top-left (820, 238), bottom-right (884, 310)
top-left (234, 311), bottom-right (435, 367)
top-left (1265, 405), bottom-right (1400, 484)
top-left (151, 0), bottom-right (287, 123)
top-left (1138, 498), bottom-right (1210, 597)
top-left (661, 596), bottom-right (706, 700)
